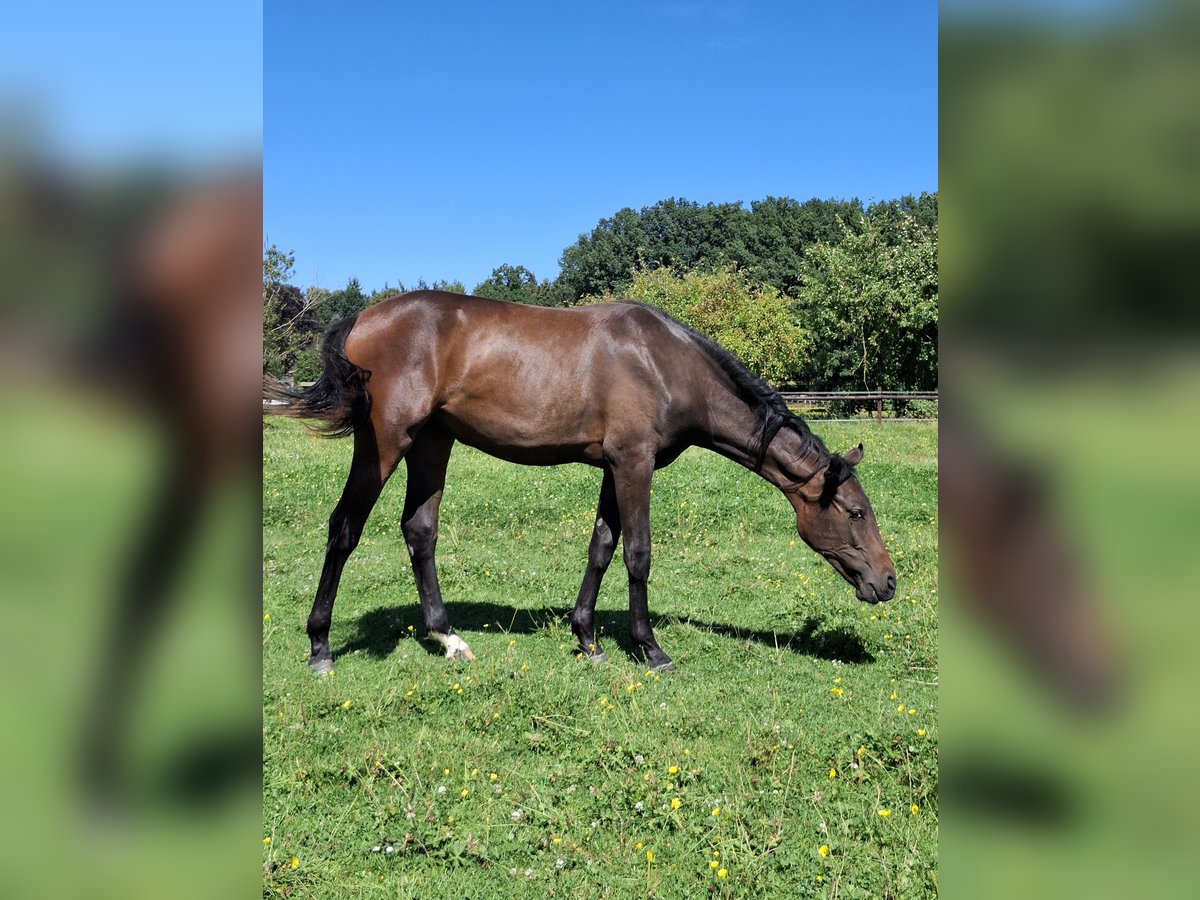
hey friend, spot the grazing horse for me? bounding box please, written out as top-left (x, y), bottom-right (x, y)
top-left (266, 291), bottom-right (896, 673)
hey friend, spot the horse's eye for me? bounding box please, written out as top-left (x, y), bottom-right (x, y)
top-left (848, 509), bottom-right (864, 520)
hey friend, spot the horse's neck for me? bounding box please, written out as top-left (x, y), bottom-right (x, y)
top-left (700, 391), bottom-right (822, 492)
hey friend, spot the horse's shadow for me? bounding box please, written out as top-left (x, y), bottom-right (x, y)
top-left (332, 600), bottom-right (873, 665)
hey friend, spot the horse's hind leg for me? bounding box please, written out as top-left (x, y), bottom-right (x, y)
top-left (570, 468), bottom-right (620, 662)
top-left (306, 426), bottom-right (396, 673)
top-left (400, 424), bottom-right (472, 660)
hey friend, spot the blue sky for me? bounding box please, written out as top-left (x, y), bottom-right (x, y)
top-left (1, 2), bottom-right (261, 165)
top-left (266, 1), bottom-right (937, 293)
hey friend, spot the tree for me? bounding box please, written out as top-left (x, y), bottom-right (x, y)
top-left (474, 264), bottom-right (571, 306)
top-left (794, 215), bottom-right (937, 392)
top-left (263, 244), bottom-right (319, 376)
top-left (556, 195), bottom-right (877, 302)
top-left (316, 277), bottom-right (368, 327)
top-left (589, 266), bottom-right (810, 385)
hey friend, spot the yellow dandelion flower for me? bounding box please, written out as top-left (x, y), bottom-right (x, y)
top-left (829, 768), bottom-right (837, 778)
top-left (341, 700), bottom-right (351, 709)
top-left (635, 842), bottom-right (643, 850)
top-left (646, 850), bottom-right (654, 862)
top-left (710, 860), bottom-right (719, 869)
top-left (471, 768), bottom-right (479, 777)
top-left (460, 788), bottom-right (469, 798)
top-left (911, 803), bottom-right (920, 815)
top-left (717, 867), bottom-right (727, 878)
top-left (509, 639), bottom-right (516, 647)
top-left (671, 797), bottom-right (681, 810)
top-left (908, 708), bottom-right (916, 715)
top-left (448, 815), bottom-right (455, 824)
top-left (443, 768), bottom-right (450, 777)
top-left (713, 850), bottom-right (720, 858)
top-left (897, 704), bottom-right (906, 713)
top-left (262, 837), bottom-right (271, 845)
top-left (818, 844), bottom-right (829, 858)
top-left (711, 807), bottom-right (720, 816)
top-left (553, 837), bottom-right (562, 844)
top-left (890, 690), bottom-right (898, 700)
top-left (262, 613), bottom-right (270, 622)
top-left (817, 875), bottom-right (824, 883)
top-left (834, 676), bottom-right (842, 684)
top-left (407, 624), bottom-right (414, 632)
top-left (878, 808), bottom-right (892, 817)
top-left (520, 663), bottom-right (529, 672)
top-left (290, 857), bottom-right (299, 869)
top-left (668, 765), bottom-right (678, 775)
top-left (917, 728), bottom-right (926, 737)
top-left (857, 745), bottom-right (866, 756)
top-left (489, 773), bottom-right (498, 781)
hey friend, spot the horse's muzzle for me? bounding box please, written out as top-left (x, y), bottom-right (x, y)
top-left (858, 572), bottom-right (897, 603)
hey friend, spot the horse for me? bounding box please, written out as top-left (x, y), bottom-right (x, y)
top-left (266, 290), bottom-right (897, 673)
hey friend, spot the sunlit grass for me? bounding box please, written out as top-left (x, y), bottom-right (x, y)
top-left (263, 419), bottom-right (938, 897)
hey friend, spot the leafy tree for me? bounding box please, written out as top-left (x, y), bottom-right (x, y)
top-left (316, 277), bottom-right (368, 326)
top-left (263, 244), bottom-right (319, 376)
top-left (794, 215), bottom-right (938, 392)
top-left (866, 192), bottom-right (939, 244)
top-left (557, 195), bottom-right (876, 301)
top-left (474, 264), bottom-right (571, 306)
top-left (370, 278), bottom-right (468, 302)
top-left (738, 196), bottom-right (866, 293)
top-left (589, 266), bottom-right (810, 385)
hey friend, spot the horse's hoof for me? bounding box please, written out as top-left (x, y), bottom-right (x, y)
top-left (447, 646), bottom-right (476, 662)
top-left (308, 657), bottom-right (334, 675)
top-left (651, 660), bottom-right (675, 674)
top-left (590, 652), bottom-right (609, 665)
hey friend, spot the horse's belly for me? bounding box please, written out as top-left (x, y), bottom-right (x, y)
top-left (435, 403), bottom-right (604, 467)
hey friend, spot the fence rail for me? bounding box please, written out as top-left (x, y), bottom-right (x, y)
top-left (779, 390), bottom-right (938, 424)
top-left (267, 387), bottom-right (939, 423)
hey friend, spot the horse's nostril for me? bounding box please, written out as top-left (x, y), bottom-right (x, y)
top-left (885, 573), bottom-right (896, 592)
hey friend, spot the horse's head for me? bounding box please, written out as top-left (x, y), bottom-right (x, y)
top-left (793, 444), bottom-right (896, 603)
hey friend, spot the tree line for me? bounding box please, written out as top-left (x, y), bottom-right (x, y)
top-left (264, 192), bottom-right (937, 391)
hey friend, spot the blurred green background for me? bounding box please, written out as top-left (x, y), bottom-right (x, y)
top-left (942, 2), bottom-right (1200, 896)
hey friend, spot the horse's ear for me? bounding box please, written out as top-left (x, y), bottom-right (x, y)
top-left (843, 443), bottom-right (864, 466)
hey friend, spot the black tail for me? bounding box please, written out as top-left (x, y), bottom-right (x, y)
top-left (263, 316), bottom-right (371, 437)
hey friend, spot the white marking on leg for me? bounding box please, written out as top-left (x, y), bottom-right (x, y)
top-left (431, 631), bottom-right (475, 661)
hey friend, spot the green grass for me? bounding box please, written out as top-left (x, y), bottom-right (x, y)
top-left (263, 420), bottom-right (938, 898)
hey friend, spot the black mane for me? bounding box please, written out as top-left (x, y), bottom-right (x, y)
top-left (633, 303), bottom-right (830, 474)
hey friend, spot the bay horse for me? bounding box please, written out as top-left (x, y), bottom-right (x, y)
top-left (266, 290), bottom-right (896, 673)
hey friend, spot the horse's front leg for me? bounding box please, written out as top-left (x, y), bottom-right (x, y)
top-left (571, 468), bottom-right (620, 662)
top-left (401, 426), bottom-right (473, 660)
top-left (611, 457), bottom-right (674, 672)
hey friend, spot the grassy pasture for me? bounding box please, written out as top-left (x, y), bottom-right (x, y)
top-left (263, 419), bottom-right (938, 898)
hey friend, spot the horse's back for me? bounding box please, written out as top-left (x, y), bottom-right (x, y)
top-left (344, 292), bottom-right (705, 463)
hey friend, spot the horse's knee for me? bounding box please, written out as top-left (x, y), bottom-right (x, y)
top-left (327, 510), bottom-right (363, 555)
top-left (588, 522), bottom-right (616, 568)
top-left (624, 542), bottom-right (650, 580)
top-left (402, 517), bottom-right (437, 560)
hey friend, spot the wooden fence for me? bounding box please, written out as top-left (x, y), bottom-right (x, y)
top-left (778, 390), bottom-right (938, 424)
top-left (271, 386), bottom-right (938, 424)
